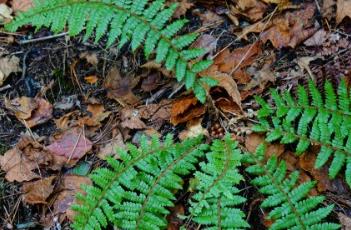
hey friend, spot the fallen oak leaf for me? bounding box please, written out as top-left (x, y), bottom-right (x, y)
top-left (22, 176), bottom-right (56, 204)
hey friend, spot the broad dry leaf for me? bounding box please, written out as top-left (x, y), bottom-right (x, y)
top-left (338, 213), bottom-right (351, 229)
top-left (234, 0), bottom-right (268, 22)
top-left (261, 0), bottom-right (290, 9)
top-left (120, 107), bottom-right (147, 129)
top-left (170, 95), bottom-right (206, 125)
top-left (336, 0), bottom-right (351, 24)
top-left (104, 67), bottom-right (140, 106)
top-left (303, 29), bottom-right (328, 46)
top-left (0, 136), bottom-right (52, 182)
top-left (78, 103), bottom-right (110, 127)
top-left (245, 133), bottom-right (285, 159)
top-left (46, 127), bottom-right (93, 160)
top-left (191, 34), bottom-right (217, 59)
top-left (141, 61), bottom-right (172, 77)
top-left (141, 73), bottom-right (161, 92)
top-left (239, 4), bottom-right (317, 48)
top-left (0, 4), bottom-right (12, 23)
top-left (0, 55), bottom-right (20, 86)
top-left (5, 97), bottom-right (53, 128)
top-left (98, 129), bottom-right (124, 160)
top-left (53, 175), bottom-right (92, 221)
top-left (322, 0), bottom-right (336, 20)
top-left (12, 0), bottom-right (33, 12)
top-left (22, 176), bottom-right (56, 204)
top-left (171, 0), bottom-right (193, 18)
top-left (213, 42), bottom-right (262, 82)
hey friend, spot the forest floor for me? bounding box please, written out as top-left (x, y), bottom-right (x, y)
top-left (0, 0), bottom-right (351, 229)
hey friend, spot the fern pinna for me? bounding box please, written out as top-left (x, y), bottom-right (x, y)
top-left (6, 0), bottom-right (216, 102)
top-left (243, 144), bottom-right (339, 230)
top-left (72, 135), bottom-right (207, 229)
top-left (188, 137), bottom-right (249, 229)
top-left (254, 80), bottom-right (351, 188)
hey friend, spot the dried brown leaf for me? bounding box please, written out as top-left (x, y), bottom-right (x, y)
top-left (170, 95), bottom-right (206, 125)
top-left (0, 55), bottom-right (20, 86)
top-left (336, 0), bottom-right (351, 24)
top-left (22, 176), bottom-right (56, 204)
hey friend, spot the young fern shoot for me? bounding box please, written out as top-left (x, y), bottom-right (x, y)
top-left (243, 144), bottom-right (340, 230)
top-left (254, 80), bottom-right (351, 188)
top-left (6, 0), bottom-right (217, 102)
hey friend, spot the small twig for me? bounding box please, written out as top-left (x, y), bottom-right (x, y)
top-left (0, 84), bottom-right (11, 92)
top-left (15, 49), bottom-right (31, 85)
top-left (168, 83), bottom-right (184, 99)
top-left (17, 32), bottom-right (68, 45)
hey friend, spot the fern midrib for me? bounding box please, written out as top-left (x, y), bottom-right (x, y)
top-left (24, 0), bottom-right (199, 81)
top-left (192, 141), bottom-right (233, 218)
top-left (263, 126), bottom-right (351, 157)
top-left (254, 157), bottom-right (307, 229)
top-left (135, 145), bottom-right (198, 229)
top-left (79, 145), bottom-right (169, 228)
top-left (217, 198), bottom-right (222, 230)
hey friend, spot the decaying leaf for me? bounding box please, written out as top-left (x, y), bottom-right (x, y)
top-left (239, 4), bottom-right (317, 49)
top-left (170, 95), bottom-right (206, 125)
top-left (171, 0), bottom-right (193, 18)
top-left (104, 67), bottom-right (140, 106)
top-left (0, 3), bottom-right (12, 23)
top-left (336, 0), bottom-right (351, 24)
top-left (78, 103), bottom-right (110, 127)
top-left (245, 133), bottom-right (285, 159)
top-left (46, 127), bottom-right (93, 161)
top-left (84, 75), bottom-right (99, 84)
top-left (191, 34), bottom-right (217, 59)
top-left (5, 97), bottom-right (53, 128)
top-left (338, 213), bottom-right (351, 229)
top-left (212, 42), bottom-right (262, 82)
top-left (52, 175), bottom-right (92, 221)
top-left (0, 55), bottom-right (21, 86)
top-left (98, 128), bottom-right (124, 160)
top-left (0, 136), bottom-right (52, 182)
top-left (22, 176), bottom-right (56, 204)
top-left (231, 0), bottom-right (268, 22)
top-left (120, 107), bottom-right (147, 129)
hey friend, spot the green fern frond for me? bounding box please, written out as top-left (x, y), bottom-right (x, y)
top-left (243, 144), bottom-right (340, 230)
top-left (6, 0), bottom-right (216, 102)
top-left (188, 136), bottom-right (249, 229)
top-left (72, 135), bottom-right (207, 230)
top-left (254, 80), bottom-right (351, 188)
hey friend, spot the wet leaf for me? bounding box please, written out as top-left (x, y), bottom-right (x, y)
top-left (46, 127), bottom-right (92, 161)
top-left (22, 176), bottom-right (56, 204)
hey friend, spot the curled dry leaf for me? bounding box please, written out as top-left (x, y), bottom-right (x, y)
top-left (170, 95), bottom-right (206, 126)
top-left (5, 97), bottom-right (53, 128)
top-left (22, 176), bottom-right (56, 204)
top-left (78, 103), bottom-right (111, 127)
top-left (210, 72), bottom-right (243, 113)
top-left (46, 127), bottom-right (93, 161)
top-left (104, 67), bottom-right (140, 106)
top-left (178, 119), bottom-right (209, 140)
top-left (0, 55), bottom-right (21, 86)
top-left (0, 136), bottom-right (52, 182)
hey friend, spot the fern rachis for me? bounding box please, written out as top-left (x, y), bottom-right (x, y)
top-left (254, 80), bottom-right (351, 188)
top-left (243, 144), bottom-right (340, 230)
top-left (6, 0), bottom-right (217, 102)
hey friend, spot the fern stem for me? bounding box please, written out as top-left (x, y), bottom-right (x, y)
top-left (252, 156), bottom-right (307, 229)
top-left (217, 198), bottom-right (222, 230)
top-left (135, 145), bottom-right (198, 229)
top-left (79, 145), bottom-right (169, 228)
top-left (25, 0), bottom-right (198, 80)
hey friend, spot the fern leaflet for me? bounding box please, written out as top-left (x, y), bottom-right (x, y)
top-left (6, 0), bottom-right (217, 102)
top-left (254, 80), bottom-right (351, 188)
top-left (243, 144), bottom-right (339, 230)
top-left (188, 136), bottom-right (249, 229)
